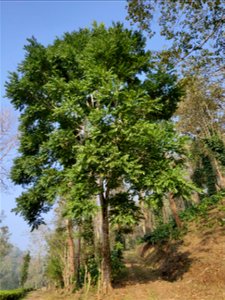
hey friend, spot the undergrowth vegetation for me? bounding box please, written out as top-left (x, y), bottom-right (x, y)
top-left (142, 190), bottom-right (225, 246)
top-left (0, 288), bottom-right (31, 300)
top-left (141, 219), bottom-right (182, 245)
top-left (180, 190), bottom-right (225, 222)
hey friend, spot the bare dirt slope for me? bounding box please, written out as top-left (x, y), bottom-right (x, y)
top-left (25, 202), bottom-right (225, 300)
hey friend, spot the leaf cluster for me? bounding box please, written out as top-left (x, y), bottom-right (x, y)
top-left (142, 219), bottom-right (181, 245)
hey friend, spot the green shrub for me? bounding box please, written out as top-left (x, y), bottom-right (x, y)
top-left (142, 219), bottom-right (182, 245)
top-left (0, 288), bottom-right (31, 300)
top-left (78, 256), bottom-right (99, 288)
top-left (111, 241), bottom-right (126, 282)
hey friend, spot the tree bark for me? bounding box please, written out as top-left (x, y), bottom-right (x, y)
top-left (99, 190), bottom-right (112, 293)
top-left (76, 226), bottom-right (81, 288)
top-left (168, 192), bottom-right (182, 229)
top-left (66, 219), bottom-right (75, 289)
top-left (162, 197), bottom-right (171, 224)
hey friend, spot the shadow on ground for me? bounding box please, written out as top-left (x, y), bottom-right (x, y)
top-left (116, 241), bottom-right (193, 288)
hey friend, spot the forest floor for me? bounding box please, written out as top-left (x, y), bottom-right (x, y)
top-left (24, 201), bottom-right (225, 300)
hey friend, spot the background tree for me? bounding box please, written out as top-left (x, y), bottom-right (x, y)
top-left (0, 212), bottom-right (24, 290)
top-left (127, 0), bottom-right (225, 77)
top-left (0, 211), bottom-right (12, 258)
top-left (20, 251), bottom-right (31, 288)
top-left (175, 76), bottom-right (225, 194)
top-left (0, 110), bottom-right (17, 188)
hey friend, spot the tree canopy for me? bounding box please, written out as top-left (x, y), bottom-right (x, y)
top-left (6, 22), bottom-right (195, 289)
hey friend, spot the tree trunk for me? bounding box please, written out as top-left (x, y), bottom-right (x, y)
top-left (139, 192), bottom-right (156, 234)
top-left (76, 226), bottom-right (81, 288)
top-left (168, 192), bottom-right (182, 229)
top-left (66, 219), bottom-right (75, 289)
top-left (93, 208), bottom-right (102, 260)
top-left (162, 197), bottom-right (171, 224)
top-left (99, 191), bottom-right (112, 293)
top-left (140, 200), bottom-right (147, 235)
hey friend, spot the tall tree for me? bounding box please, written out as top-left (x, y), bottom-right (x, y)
top-left (6, 23), bottom-right (184, 291)
top-left (175, 76), bottom-right (225, 193)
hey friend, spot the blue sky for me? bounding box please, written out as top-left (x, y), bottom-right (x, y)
top-left (1, 1), bottom-right (166, 251)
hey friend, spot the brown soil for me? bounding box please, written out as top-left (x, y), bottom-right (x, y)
top-left (25, 202), bottom-right (225, 300)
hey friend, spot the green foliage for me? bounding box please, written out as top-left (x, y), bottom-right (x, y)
top-left (78, 256), bottom-right (99, 287)
top-left (45, 255), bottom-right (64, 288)
top-left (20, 252), bottom-right (31, 288)
top-left (111, 233), bottom-right (126, 282)
top-left (176, 76), bottom-right (225, 196)
top-left (142, 219), bottom-right (182, 245)
top-left (45, 226), bottom-right (66, 288)
top-left (191, 153), bottom-right (217, 196)
top-left (0, 288), bottom-right (31, 300)
top-left (76, 219), bottom-right (99, 288)
top-left (180, 190), bottom-right (225, 222)
top-left (109, 231), bottom-right (127, 282)
top-left (142, 190), bottom-right (225, 246)
top-left (111, 245), bottom-right (126, 282)
top-left (109, 193), bottom-right (142, 232)
top-left (204, 134), bottom-right (225, 166)
top-left (189, 131), bottom-right (225, 197)
top-left (143, 69), bottom-right (183, 120)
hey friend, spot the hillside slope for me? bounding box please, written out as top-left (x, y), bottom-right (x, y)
top-left (25, 199), bottom-right (225, 300)
top-left (121, 199), bottom-right (225, 300)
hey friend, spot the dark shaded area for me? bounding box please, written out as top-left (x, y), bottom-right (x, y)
top-left (116, 241), bottom-right (193, 288)
top-left (158, 246), bottom-right (192, 282)
top-left (192, 155), bottom-right (217, 197)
